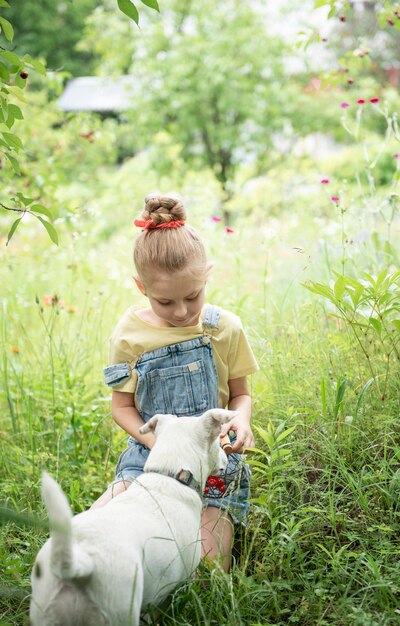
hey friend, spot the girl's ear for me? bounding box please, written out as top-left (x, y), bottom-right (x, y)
top-left (205, 262), bottom-right (214, 279)
top-left (133, 276), bottom-right (146, 295)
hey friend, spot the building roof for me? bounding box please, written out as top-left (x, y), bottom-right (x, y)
top-left (57, 76), bottom-right (137, 112)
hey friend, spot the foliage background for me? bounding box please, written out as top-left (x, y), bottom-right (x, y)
top-left (1, 1), bottom-right (400, 624)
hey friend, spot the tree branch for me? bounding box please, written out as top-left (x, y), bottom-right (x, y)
top-left (0, 203), bottom-right (27, 214)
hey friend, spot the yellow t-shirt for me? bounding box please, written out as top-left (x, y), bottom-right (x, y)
top-left (108, 304), bottom-right (258, 409)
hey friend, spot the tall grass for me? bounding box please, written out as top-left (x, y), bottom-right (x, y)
top-left (1, 163), bottom-right (400, 625)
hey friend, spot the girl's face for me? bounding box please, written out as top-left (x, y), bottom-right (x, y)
top-left (136, 270), bottom-right (207, 327)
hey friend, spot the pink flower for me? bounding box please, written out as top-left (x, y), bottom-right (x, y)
top-left (226, 227), bottom-right (234, 234)
top-left (331, 196), bottom-right (340, 203)
top-left (320, 179), bottom-right (330, 184)
top-left (370, 97), bottom-right (379, 104)
top-left (211, 216), bottom-right (222, 222)
top-left (393, 154), bottom-right (400, 159)
top-left (340, 102), bottom-right (350, 108)
top-left (356, 99), bottom-right (365, 105)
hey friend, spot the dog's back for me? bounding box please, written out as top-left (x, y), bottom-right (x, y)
top-left (30, 410), bottom-right (233, 625)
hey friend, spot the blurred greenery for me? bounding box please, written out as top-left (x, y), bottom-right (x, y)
top-left (1, 1), bottom-right (400, 625)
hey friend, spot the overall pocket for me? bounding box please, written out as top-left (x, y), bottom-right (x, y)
top-left (103, 362), bottom-right (131, 387)
top-left (147, 359), bottom-right (209, 416)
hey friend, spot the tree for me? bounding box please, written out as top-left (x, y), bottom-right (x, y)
top-left (85, 0), bottom-right (290, 223)
top-left (0, 0), bottom-right (159, 245)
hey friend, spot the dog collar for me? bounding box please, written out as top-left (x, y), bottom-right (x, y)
top-left (146, 468), bottom-right (202, 496)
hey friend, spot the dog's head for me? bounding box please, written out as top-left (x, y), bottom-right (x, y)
top-left (140, 409), bottom-right (236, 485)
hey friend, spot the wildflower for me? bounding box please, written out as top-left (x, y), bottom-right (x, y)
top-left (67, 306), bottom-right (77, 314)
top-left (356, 99), bottom-right (365, 105)
top-left (370, 97), bottom-right (379, 104)
top-left (44, 294), bottom-right (58, 307)
top-left (211, 216), bottom-right (221, 222)
top-left (10, 346), bottom-right (20, 353)
top-left (203, 487), bottom-right (209, 494)
top-left (331, 196), bottom-right (340, 203)
top-left (320, 178), bottom-right (330, 184)
top-left (207, 476), bottom-right (218, 487)
top-left (393, 154), bottom-right (400, 159)
top-left (226, 227), bottom-right (234, 234)
top-left (340, 102), bottom-right (350, 108)
top-left (347, 78), bottom-right (354, 84)
top-left (387, 18), bottom-right (394, 26)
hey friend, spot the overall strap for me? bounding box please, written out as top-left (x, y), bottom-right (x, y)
top-left (202, 304), bottom-right (221, 330)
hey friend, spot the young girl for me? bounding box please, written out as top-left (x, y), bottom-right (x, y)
top-left (93, 194), bottom-right (258, 571)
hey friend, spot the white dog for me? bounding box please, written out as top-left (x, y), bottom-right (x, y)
top-left (29, 409), bottom-right (234, 626)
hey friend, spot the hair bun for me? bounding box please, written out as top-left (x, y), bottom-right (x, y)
top-left (143, 194), bottom-right (186, 226)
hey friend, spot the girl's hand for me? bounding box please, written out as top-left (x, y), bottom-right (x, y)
top-left (220, 416), bottom-right (254, 454)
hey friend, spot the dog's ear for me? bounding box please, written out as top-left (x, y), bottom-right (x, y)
top-left (200, 409), bottom-right (238, 439)
top-left (140, 413), bottom-right (176, 434)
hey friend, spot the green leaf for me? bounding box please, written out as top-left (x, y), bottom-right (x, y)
top-left (0, 0), bottom-right (10, 6)
top-left (334, 275), bottom-right (346, 301)
top-left (1, 131), bottom-right (23, 150)
top-left (5, 152), bottom-right (20, 174)
top-left (369, 317), bottom-right (382, 336)
top-left (35, 216), bottom-right (59, 245)
top-left (0, 16), bottom-right (14, 42)
top-left (0, 61), bottom-right (10, 81)
top-left (8, 103), bottom-right (23, 121)
top-left (23, 54), bottom-right (46, 76)
top-left (117, 0), bottom-right (139, 23)
top-left (0, 50), bottom-right (22, 68)
top-left (31, 203), bottom-right (53, 220)
top-left (391, 320), bottom-right (400, 332)
top-left (376, 268), bottom-right (388, 288)
top-left (6, 85), bottom-right (26, 102)
top-left (15, 192), bottom-right (34, 207)
top-left (349, 283), bottom-right (365, 308)
top-left (275, 426), bottom-right (297, 443)
top-left (6, 217), bottom-right (22, 245)
top-left (140, 0), bottom-right (160, 9)
top-left (302, 281), bottom-right (336, 303)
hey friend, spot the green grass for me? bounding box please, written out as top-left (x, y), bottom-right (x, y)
top-left (1, 164), bottom-right (400, 625)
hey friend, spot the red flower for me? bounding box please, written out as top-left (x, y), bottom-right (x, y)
top-left (204, 487), bottom-right (209, 494)
top-left (211, 216), bottom-right (222, 222)
top-left (226, 227), bottom-right (234, 234)
top-left (216, 477), bottom-right (225, 488)
top-left (207, 476), bottom-right (218, 487)
top-left (219, 484), bottom-right (227, 493)
top-left (320, 179), bottom-right (330, 184)
top-left (356, 99), bottom-right (365, 105)
top-left (331, 196), bottom-right (340, 203)
top-left (370, 98), bottom-right (379, 104)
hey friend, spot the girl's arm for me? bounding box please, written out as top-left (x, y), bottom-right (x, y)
top-left (223, 376), bottom-right (255, 453)
top-left (111, 390), bottom-right (156, 449)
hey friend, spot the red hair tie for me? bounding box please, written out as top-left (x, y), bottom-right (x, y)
top-left (134, 219), bottom-right (185, 230)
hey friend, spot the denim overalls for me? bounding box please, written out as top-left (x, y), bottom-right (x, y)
top-left (104, 305), bottom-right (251, 524)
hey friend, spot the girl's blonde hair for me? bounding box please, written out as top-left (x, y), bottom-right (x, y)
top-left (134, 195), bottom-right (208, 282)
